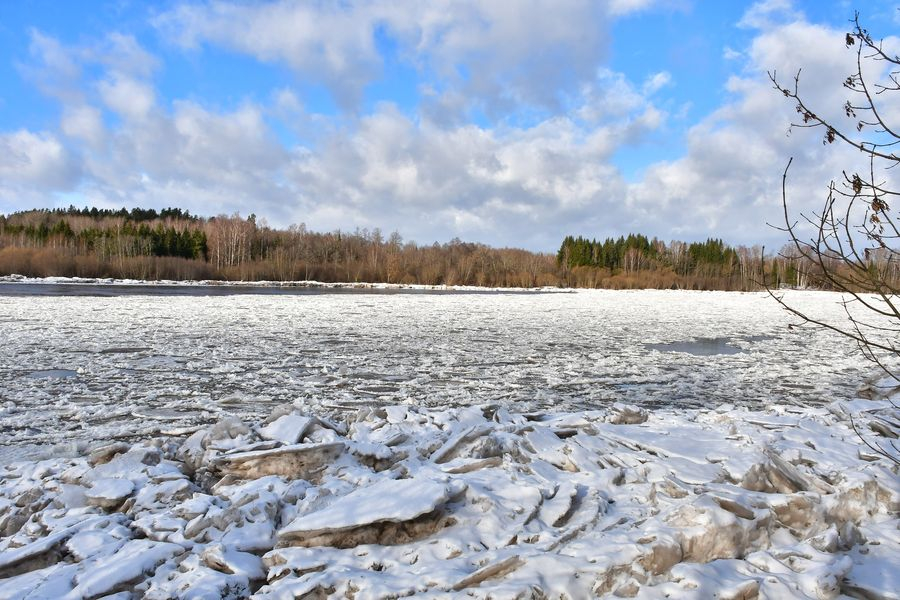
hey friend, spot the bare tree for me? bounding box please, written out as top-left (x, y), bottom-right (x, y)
top-left (769, 13), bottom-right (899, 464)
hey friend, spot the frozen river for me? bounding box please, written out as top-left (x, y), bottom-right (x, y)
top-left (0, 286), bottom-right (874, 457)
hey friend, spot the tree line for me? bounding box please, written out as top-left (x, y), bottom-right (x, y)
top-left (556, 233), bottom-right (900, 291)
top-left (0, 206), bottom-right (896, 290)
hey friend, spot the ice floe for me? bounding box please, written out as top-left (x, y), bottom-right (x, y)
top-left (0, 289), bottom-right (884, 458)
top-left (1, 397), bottom-right (897, 598)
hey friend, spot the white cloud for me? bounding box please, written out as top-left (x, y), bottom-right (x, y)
top-left (61, 105), bottom-right (105, 148)
top-left (20, 30), bottom-right (84, 104)
top-left (8, 5), bottom-right (897, 255)
top-left (642, 71), bottom-right (672, 95)
top-left (0, 130), bottom-right (79, 190)
top-left (576, 69), bottom-right (655, 123)
top-left (12, 31), bottom-right (297, 219)
top-left (73, 99), bottom-right (293, 220)
top-left (738, 0), bottom-right (803, 30)
top-left (624, 16), bottom-right (900, 247)
top-left (272, 88), bottom-right (303, 115)
top-left (97, 75), bottom-right (156, 121)
top-left (169, 102), bottom-right (286, 177)
top-left (8, 24), bottom-right (670, 248)
top-left (0, 21), bottom-right (667, 249)
top-left (21, 31), bottom-right (156, 104)
top-left (90, 32), bottom-right (159, 78)
top-left (154, 1), bottom-right (383, 109)
top-left (154, 0), bottom-right (620, 113)
top-left (284, 102), bottom-right (633, 247)
top-left (389, 0), bottom-right (612, 113)
top-left (608, 0), bottom-right (660, 16)
top-left (722, 46), bottom-right (743, 60)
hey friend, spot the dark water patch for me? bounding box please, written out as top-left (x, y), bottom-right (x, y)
top-left (428, 378), bottom-right (469, 386)
top-left (646, 338), bottom-right (745, 356)
top-left (99, 347), bottom-right (153, 354)
top-left (0, 282), bottom-right (558, 298)
top-left (455, 360), bottom-right (527, 368)
top-left (780, 382), bottom-right (816, 390)
top-left (355, 384), bottom-right (401, 396)
top-left (26, 369), bottom-right (78, 379)
top-left (270, 366), bottom-right (319, 375)
top-left (131, 408), bottom-right (198, 420)
top-left (350, 371), bottom-right (411, 382)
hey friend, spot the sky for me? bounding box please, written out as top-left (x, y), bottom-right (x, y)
top-left (0, 0), bottom-right (898, 252)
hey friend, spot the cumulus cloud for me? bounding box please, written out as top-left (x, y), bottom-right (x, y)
top-left (154, 0), bottom-right (631, 113)
top-left (270, 56), bottom-right (670, 247)
top-left (624, 16), bottom-right (900, 246)
top-left (8, 30), bottom-right (298, 221)
top-left (89, 32), bottom-right (159, 78)
top-left (61, 105), bottom-right (105, 148)
top-left (97, 75), bottom-right (156, 121)
top-left (154, 1), bottom-right (381, 109)
top-left (73, 99), bottom-right (294, 220)
top-left (387, 0), bottom-right (611, 114)
top-left (19, 30), bottom-right (84, 104)
top-left (577, 69), bottom-right (652, 122)
top-left (4, 18), bottom-right (672, 249)
top-left (738, 0), bottom-right (804, 30)
top-left (284, 100), bottom-right (638, 248)
top-left (723, 46), bottom-right (743, 60)
top-left (608, 0), bottom-right (661, 16)
top-left (642, 71), bottom-right (672, 95)
top-left (0, 130), bottom-right (79, 190)
top-left (4, 2), bottom-right (895, 253)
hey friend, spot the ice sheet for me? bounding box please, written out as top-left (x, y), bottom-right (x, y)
top-left (0, 289), bottom-right (885, 457)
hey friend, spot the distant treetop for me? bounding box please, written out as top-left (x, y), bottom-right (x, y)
top-left (6, 206), bottom-right (201, 222)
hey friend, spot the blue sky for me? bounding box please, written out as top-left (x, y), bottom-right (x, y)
top-left (1, 0), bottom-right (898, 250)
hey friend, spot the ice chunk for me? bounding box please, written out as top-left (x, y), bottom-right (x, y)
top-left (0, 518), bottom-right (103, 577)
top-left (85, 478), bottom-right (134, 508)
top-left (257, 414), bottom-right (314, 446)
top-left (66, 539), bottom-right (183, 599)
top-left (200, 543), bottom-right (265, 580)
top-left (606, 403), bottom-right (648, 425)
top-left (214, 442), bottom-right (344, 480)
top-left (278, 477), bottom-right (459, 547)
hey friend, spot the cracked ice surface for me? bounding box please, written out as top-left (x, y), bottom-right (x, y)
top-left (0, 289), bottom-right (882, 459)
top-left (0, 401), bottom-right (897, 599)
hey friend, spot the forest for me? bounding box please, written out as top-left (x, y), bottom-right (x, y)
top-left (0, 206), bottom-right (895, 290)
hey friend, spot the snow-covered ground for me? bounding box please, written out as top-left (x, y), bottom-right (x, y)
top-left (1, 288), bottom-right (898, 598)
top-left (0, 288), bottom-right (881, 459)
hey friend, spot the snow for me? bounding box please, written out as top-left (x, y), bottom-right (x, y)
top-left (0, 398), bottom-right (897, 598)
top-left (85, 477), bottom-right (134, 508)
top-left (0, 286), bottom-right (898, 597)
top-left (279, 477), bottom-right (455, 538)
top-left (65, 539), bottom-right (184, 599)
top-left (256, 414), bottom-right (314, 445)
